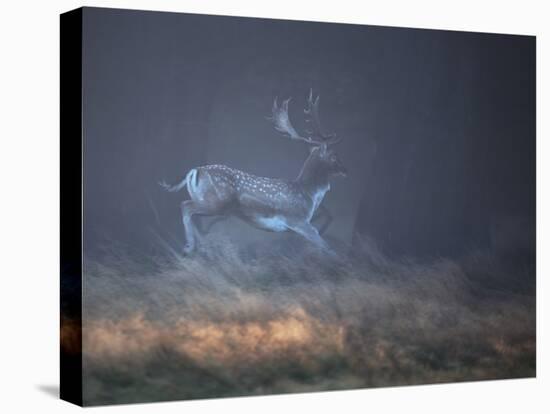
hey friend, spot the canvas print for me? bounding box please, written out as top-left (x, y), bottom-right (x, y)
top-left (60, 7), bottom-right (536, 406)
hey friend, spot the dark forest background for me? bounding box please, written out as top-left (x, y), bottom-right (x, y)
top-left (82, 7), bottom-right (535, 261)
top-left (70, 8), bottom-right (537, 406)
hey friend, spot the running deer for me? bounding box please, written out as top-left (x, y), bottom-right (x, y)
top-left (160, 90), bottom-right (346, 254)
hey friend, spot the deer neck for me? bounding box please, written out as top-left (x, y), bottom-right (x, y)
top-left (295, 153), bottom-right (331, 198)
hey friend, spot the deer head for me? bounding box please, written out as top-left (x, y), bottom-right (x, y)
top-left (268, 89), bottom-right (346, 178)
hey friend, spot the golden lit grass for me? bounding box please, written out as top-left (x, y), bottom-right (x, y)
top-left (77, 237), bottom-right (535, 405)
top-left (83, 307), bottom-right (345, 367)
top-left (60, 317), bottom-right (81, 355)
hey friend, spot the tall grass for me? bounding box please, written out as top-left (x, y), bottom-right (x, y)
top-left (76, 235), bottom-right (535, 405)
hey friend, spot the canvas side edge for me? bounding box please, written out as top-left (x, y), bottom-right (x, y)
top-left (60, 7), bottom-right (84, 407)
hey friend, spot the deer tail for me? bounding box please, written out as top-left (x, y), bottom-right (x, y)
top-left (159, 169), bottom-right (197, 193)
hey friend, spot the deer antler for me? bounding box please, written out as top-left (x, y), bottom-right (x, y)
top-left (268, 97), bottom-right (310, 142)
top-left (268, 90), bottom-right (339, 146)
top-left (304, 89), bottom-right (340, 145)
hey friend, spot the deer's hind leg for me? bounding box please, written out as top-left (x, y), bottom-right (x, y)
top-left (182, 168), bottom-right (234, 253)
top-left (180, 200), bottom-right (204, 254)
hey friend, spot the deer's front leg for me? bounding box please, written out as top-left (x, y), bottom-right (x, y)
top-left (288, 222), bottom-right (331, 252)
top-left (313, 204), bottom-right (333, 236)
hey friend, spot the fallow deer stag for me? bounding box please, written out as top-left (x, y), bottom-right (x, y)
top-left (160, 90), bottom-right (346, 254)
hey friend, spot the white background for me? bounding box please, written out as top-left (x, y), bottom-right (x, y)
top-left (0, 0), bottom-right (547, 412)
